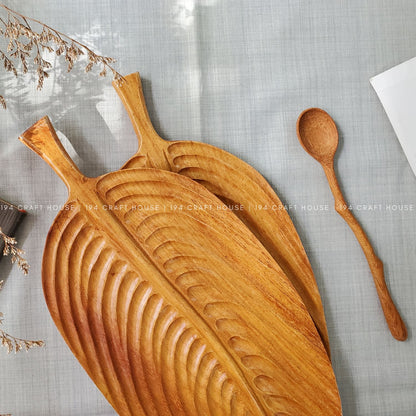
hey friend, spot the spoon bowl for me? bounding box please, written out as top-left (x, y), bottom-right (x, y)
top-left (297, 108), bottom-right (339, 163)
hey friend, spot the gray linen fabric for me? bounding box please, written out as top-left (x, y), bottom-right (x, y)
top-left (0, 1), bottom-right (415, 415)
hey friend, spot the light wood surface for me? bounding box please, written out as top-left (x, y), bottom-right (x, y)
top-left (19, 117), bottom-right (342, 416)
top-left (113, 72), bottom-right (331, 355)
top-left (297, 107), bottom-right (407, 341)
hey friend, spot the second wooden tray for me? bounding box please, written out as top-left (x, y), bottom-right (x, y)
top-left (113, 73), bottom-right (331, 354)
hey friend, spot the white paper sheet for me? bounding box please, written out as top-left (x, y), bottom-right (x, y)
top-left (371, 57), bottom-right (416, 177)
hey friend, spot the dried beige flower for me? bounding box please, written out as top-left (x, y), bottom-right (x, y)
top-left (0, 227), bottom-right (29, 275)
top-left (0, 228), bottom-right (43, 354)
top-left (0, 311), bottom-right (45, 353)
top-left (0, 4), bottom-right (123, 108)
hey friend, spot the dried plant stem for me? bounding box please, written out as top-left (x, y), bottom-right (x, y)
top-left (0, 229), bottom-right (42, 353)
top-left (0, 227), bottom-right (29, 275)
top-left (0, 286), bottom-right (45, 354)
top-left (1, 4), bottom-right (111, 60)
top-left (0, 3), bottom-right (123, 108)
top-left (0, 312), bottom-right (45, 353)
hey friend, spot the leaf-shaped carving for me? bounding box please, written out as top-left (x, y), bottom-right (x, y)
top-left (19, 117), bottom-right (342, 415)
top-left (113, 73), bottom-right (330, 354)
top-left (44, 203), bottom-right (262, 416)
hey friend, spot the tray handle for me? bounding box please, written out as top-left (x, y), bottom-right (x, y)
top-left (113, 73), bottom-right (167, 155)
top-left (19, 116), bottom-right (84, 190)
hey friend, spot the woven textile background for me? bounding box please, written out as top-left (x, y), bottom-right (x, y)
top-left (0, 1), bottom-right (415, 415)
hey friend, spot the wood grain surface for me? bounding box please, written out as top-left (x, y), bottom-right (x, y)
top-left (113, 73), bottom-right (331, 355)
top-left (19, 117), bottom-right (342, 416)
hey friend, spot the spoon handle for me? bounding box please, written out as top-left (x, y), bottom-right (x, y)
top-left (322, 162), bottom-right (407, 341)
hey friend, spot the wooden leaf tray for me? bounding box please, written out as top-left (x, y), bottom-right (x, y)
top-left (20, 118), bottom-right (342, 416)
top-left (113, 73), bottom-right (330, 354)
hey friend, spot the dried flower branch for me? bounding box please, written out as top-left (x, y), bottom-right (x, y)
top-left (0, 269), bottom-right (44, 354)
top-left (0, 4), bottom-right (123, 108)
top-left (0, 312), bottom-right (45, 353)
top-left (0, 229), bottom-right (42, 354)
top-left (0, 281), bottom-right (45, 354)
top-left (0, 227), bottom-right (29, 275)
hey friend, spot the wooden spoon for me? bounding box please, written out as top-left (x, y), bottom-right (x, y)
top-left (296, 108), bottom-right (407, 341)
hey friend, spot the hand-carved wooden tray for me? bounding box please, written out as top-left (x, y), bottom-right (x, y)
top-left (113, 73), bottom-right (331, 354)
top-left (20, 118), bottom-right (342, 416)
